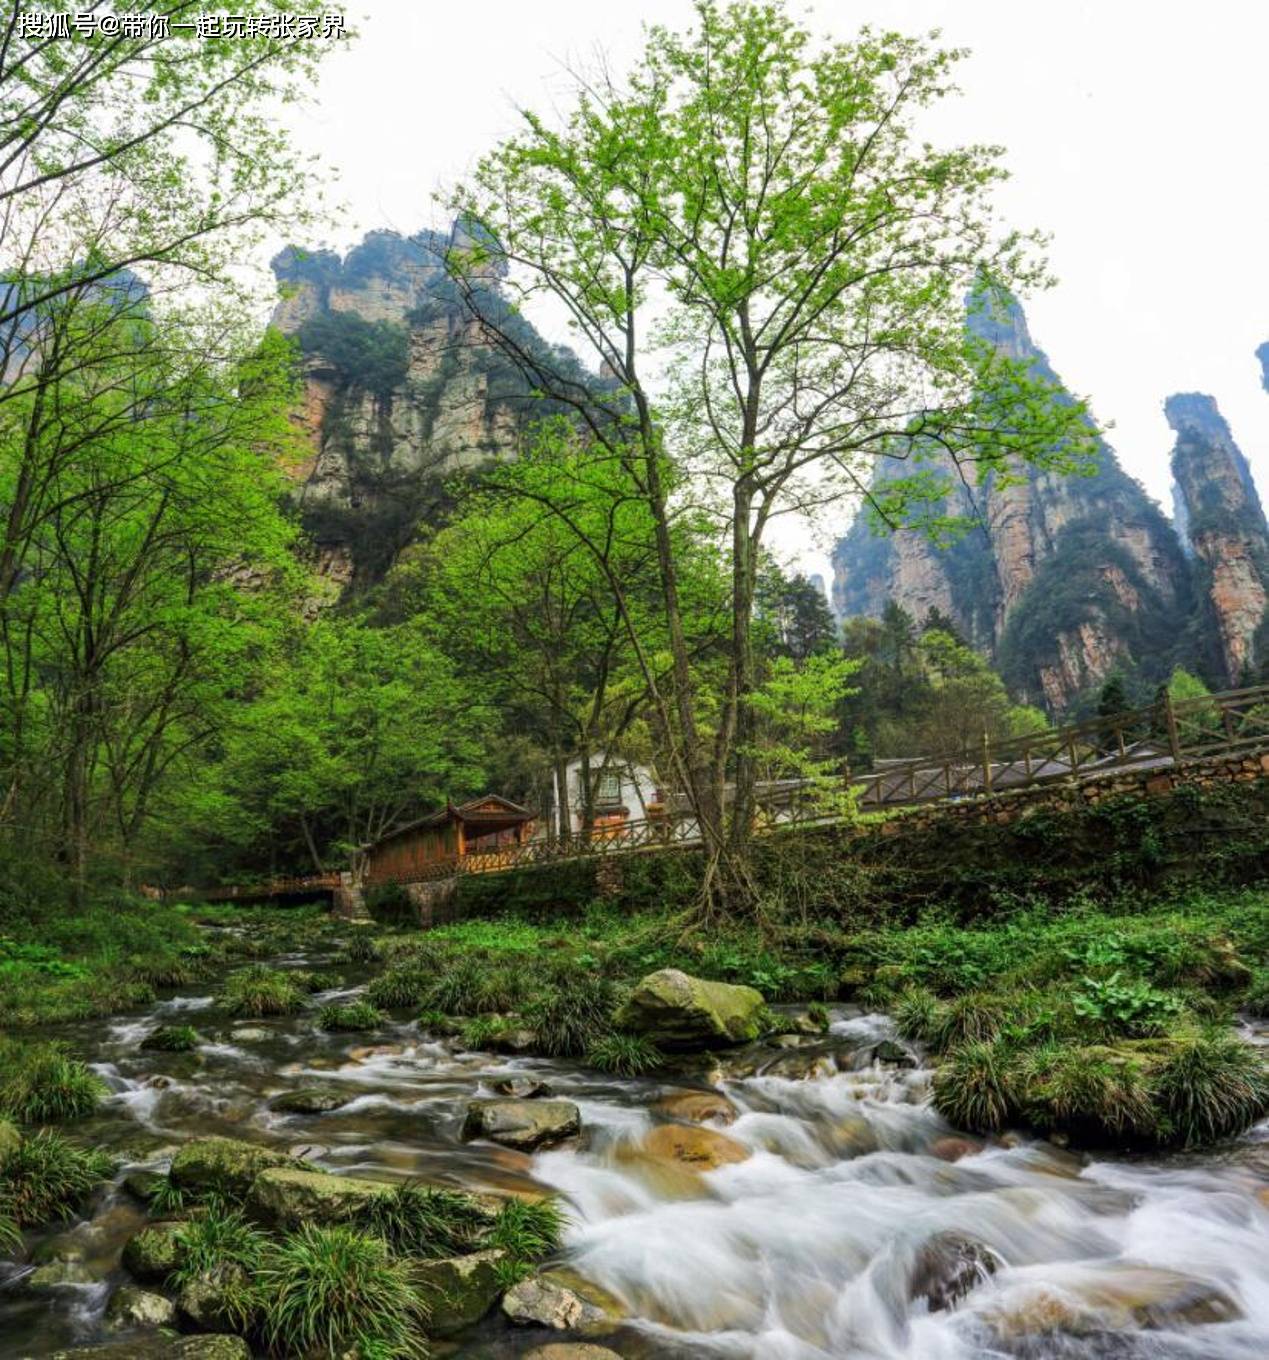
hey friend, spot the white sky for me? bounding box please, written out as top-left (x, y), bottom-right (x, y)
top-left (278, 0), bottom-right (1269, 580)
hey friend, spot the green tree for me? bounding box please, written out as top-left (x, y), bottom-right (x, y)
top-left (452, 0), bottom-right (1097, 913)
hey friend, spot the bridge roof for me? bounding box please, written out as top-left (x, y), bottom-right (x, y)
top-left (367, 795), bottom-right (534, 848)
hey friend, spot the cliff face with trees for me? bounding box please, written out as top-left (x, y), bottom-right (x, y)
top-left (1167, 392), bottom-right (1269, 685)
top-left (269, 226), bottom-right (595, 590)
top-left (832, 299), bottom-right (1193, 712)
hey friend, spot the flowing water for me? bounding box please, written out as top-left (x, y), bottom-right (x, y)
top-left (3, 937), bottom-right (1268, 1359)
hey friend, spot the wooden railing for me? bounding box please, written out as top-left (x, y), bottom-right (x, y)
top-left (191, 682), bottom-right (1269, 901)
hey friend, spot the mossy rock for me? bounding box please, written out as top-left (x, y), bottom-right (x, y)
top-left (177, 1269), bottom-right (247, 1333)
top-left (412, 1248), bottom-right (506, 1335)
top-left (122, 1221), bottom-right (186, 1283)
top-left (104, 1284), bottom-right (178, 1329)
top-left (268, 1088), bottom-right (350, 1115)
top-left (502, 1267), bottom-right (626, 1331)
top-left (246, 1165), bottom-right (392, 1228)
top-left (615, 969), bottom-right (766, 1049)
top-left (169, 1136), bottom-right (292, 1199)
top-left (461, 1099), bottom-right (581, 1151)
top-left (43, 1338), bottom-right (251, 1360)
top-left (122, 1170), bottom-right (167, 1203)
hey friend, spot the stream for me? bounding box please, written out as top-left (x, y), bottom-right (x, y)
top-left (3, 934), bottom-right (1268, 1359)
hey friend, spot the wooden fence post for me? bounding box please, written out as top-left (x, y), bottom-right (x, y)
top-left (981, 731), bottom-right (993, 796)
top-left (1163, 689), bottom-right (1182, 762)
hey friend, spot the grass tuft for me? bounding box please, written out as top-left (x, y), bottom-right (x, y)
top-left (257, 1223), bottom-right (427, 1359)
top-left (141, 1023), bottom-right (200, 1052)
top-left (218, 964), bottom-right (306, 1018)
top-left (0, 1129), bottom-right (114, 1227)
top-left (931, 1040), bottom-right (1017, 1134)
top-left (1153, 1028), bottom-right (1269, 1148)
top-left (316, 999), bottom-right (385, 1032)
top-left (487, 1196), bottom-right (565, 1262)
top-left (585, 1033), bottom-right (664, 1076)
top-left (0, 1040), bottom-right (106, 1122)
top-left (356, 1182), bottom-right (488, 1259)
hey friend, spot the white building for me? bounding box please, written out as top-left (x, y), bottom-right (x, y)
top-left (549, 752), bottom-right (661, 838)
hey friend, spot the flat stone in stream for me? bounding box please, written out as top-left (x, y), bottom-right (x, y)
top-left (169, 1136), bottom-right (292, 1199)
top-left (104, 1283), bottom-right (178, 1329)
top-left (642, 1123), bottom-right (750, 1170)
top-left (268, 1087), bottom-right (351, 1115)
top-left (525, 1348), bottom-right (624, 1360)
top-left (653, 1089), bottom-right (738, 1125)
top-left (502, 1267), bottom-right (627, 1331)
top-left (462, 1098), bottom-right (581, 1150)
top-left (246, 1165), bottom-right (393, 1227)
top-left (24, 1259), bottom-right (100, 1290)
top-left (413, 1248), bottom-right (507, 1334)
top-left (36, 1338), bottom-right (250, 1360)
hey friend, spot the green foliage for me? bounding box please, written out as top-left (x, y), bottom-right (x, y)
top-left (218, 964), bottom-right (306, 1018)
top-left (141, 1024), bottom-right (201, 1052)
top-left (296, 311), bottom-right (409, 397)
top-left (150, 1178), bottom-right (187, 1217)
top-left (366, 962), bottom-right (432, 1010)
top-left (356, 1182), bottom-right (488, 1259)
top-left (0, 1130), bottom-right (114, 1228)
top-left (172, 1202), bottom-right (269, 1288)
top-left (932, 1041), bottom-right (1017, 1133)
top-left (1153, 1028), bottom-right (1269, 1148)
top-left (316, 1000), bottom-right (385, 1032)
top-left (341, 932), bottom-right (383, 965)
top-left (1071, 972), bottom-right (1182, 1037)
top-left (1019, 1043), bottom-right (1157, 1140)
top-left (585, 1033), bottom-right (664, 1076)
top-left (256, 1224), bottom-right (427, 1360)
top-left (524, 975), bottom-right (619, 1057)
top-left (487, 1197), bottom-right (565, 1263)
top-left (0, 1041), bottom-right (106, 1123)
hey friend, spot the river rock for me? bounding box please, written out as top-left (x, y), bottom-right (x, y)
top-left (929, 1137), bottom-right (984, 1163)
top-left (269, 1088), bottom-right (350, 1115)
top-left (228, 1028), bottom-right (270, 1042)
top-left (502, 1267), bottom-right (626, 1331)
top-left (525, 1348), bottom-right (624, 1360)
top-left (178, 1269), bottom-right (246, 1332)
top-left (104, 1283), bottom-right (178, 1329)
top-left (123, 1170), bottom-right (168, 1202)
top-left (40, 1338), bottom-right (251, 1360)
top-left (757, 1047), bottom-right (838, 1081)
top-left (653, 1089), bottom-right (738, 1125)
top-left (122, 1221), bottom-right (186, 1283)
top-left (485, 1027), bottom-right (541, 1055)
top-left (615, 969), bottom-right (766, 1049)
top-left (24, 1259), bottom-right (99, 1290)
top-left (910, 1231), bottom-right (1001, 1312)
top-left (462, 1098), bottom-right (581, 1150)
top-left (642, 1123), bottom-right (750, 1170)
top-left (246, 1165), bottom-right (392, 1228)
top-left (490, 1076), bottom-right (554, 1099)
top-left (412, 1248), bottom-right (506, 1334)
top-left (169, 1136), bottom-right (292, 1199)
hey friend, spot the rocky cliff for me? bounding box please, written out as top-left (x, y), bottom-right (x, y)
top-left (831, 300), bottom-right (1192, 711)
top-left (270, 225), bottom-right (585, 588)
top-left (1167, 392), bottom-right (1269, 684)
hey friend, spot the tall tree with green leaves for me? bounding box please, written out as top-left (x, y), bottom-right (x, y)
top-left (451, 0), bottom-right (1097, 915)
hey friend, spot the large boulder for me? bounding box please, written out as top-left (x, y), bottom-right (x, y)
top-left (502, 1267), bottom-right (626, 1331)
top-left (177, 1269), bottom-right (247, 1333)
top-left (412, 1249), bottom-right (506, 1334)
top-left (24, 1260), bottom-right (100, 1290)
top-left (653, 1090), bottom-right (738, 1125)
top-left (246, 1166), bottom-right (392, 1228)
top-left (104, 1284), bottom-right (178, 1329)
top-left (462, 1099), bottom-right (581, 1151)
top-left (615, 970), bottom-right (765, 1049)
top-left (169, 1137), bottom-right (292, 1199)
top-left (122, 1221), bottom-right (186, 1283)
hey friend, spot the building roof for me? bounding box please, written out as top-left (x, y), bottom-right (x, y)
top-left (366, 796), bottom-right (534, 849)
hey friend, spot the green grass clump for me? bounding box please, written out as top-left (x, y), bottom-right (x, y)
top-left (0, 1129), bottom-right (114, 1227)
top-left (366, 962), bottom-right (432, 1010)
top-left (585, 1033), bottom-right (664, 1076)
top-left (172, 1201), bottom-right (269, 1286)
top-left (421, 957), bottom-right (526, 1017)
top-left (257, 1224), bottom-right (426, 1359)
top-left (1020, 1043), bottom-right (1157, 1141)
top-left (0, 1041), bottom-right (106, 1122)
top-left (338, 933), bottom-right (381, 964)
top-left (1243, 970), bottom-right (1269, 1018)
top-left (356, 1182), bottom-right (489, 1259)
top-left (487, 1197), bottom-right (565, 1263)
top-left (317, 1000), bottom-right (385, 1033)
top-left (218, 964), bottom-right (306, 1018)
top-left (893, 988), bottom-right (942, 1044)
top-left (524, 975), bottom-right (619, 1058)
top-left (1153, 1028), bottom-right (1269, 1148)
top-left (926, 992), bottom-right (1010, 1052)
top-left (141, 1024), bottom-right (200, 1052)
top-left (932, 1040), bottom-right (1017, 1134)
